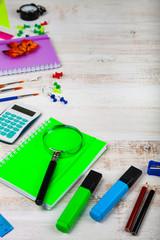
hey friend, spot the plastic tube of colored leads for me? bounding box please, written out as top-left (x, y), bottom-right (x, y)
top-left (56, 170), bottom-right (102, 233)
top-left (125, 183), bottom-right (148, 232)
top-left (90, 166), bottom-right (142, 222)
top-left (131, 187), bottom-right (155, 236)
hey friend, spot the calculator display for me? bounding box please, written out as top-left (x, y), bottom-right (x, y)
top-left (12, 105), bottom-right (35, 116)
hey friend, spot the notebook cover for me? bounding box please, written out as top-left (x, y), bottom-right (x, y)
top-left (0, 35), bottom-right (60, 76)
top-left (0, 117), bottom-right (106, 210)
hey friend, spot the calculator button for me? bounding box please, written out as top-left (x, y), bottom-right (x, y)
top-left (13, 119), bottom-right (19, 123)
top-left (5, 119), bottom-right (11, 124)
top-left (16, 124), bottom-right (23, 128)
top-left (0, 126), bottom-right (4, 130)
top-left (16, 116), bottom-right (22, 120)
top-left (13, 127), bottom-right (19, 132)
top-left (8, 117), bottom-right (14, 121)
top-left (4, 128), bottom-right (10, 132)
top-left (10, 122), bottom-right (16, 126)
top-left (7, 131), bottom-right (16, 138)
top-left (1, 123), bottom-right (7, 126)
top-left (5, 112), bottom-right (10, 115)
top-left (7, 125), bottom-right (13, 129)
top-left (19, 121), bottom-right (25, 125)
top-left (11, 114), bottom-right (16, 118)
top-left (0, 117), bottom-right (5, 121)
top-left (2, 115), bottom-right (8, 119)
top-left (1, 132), bottom-right (7, 136)
top-left (22, 119), bottom-right (28, 122)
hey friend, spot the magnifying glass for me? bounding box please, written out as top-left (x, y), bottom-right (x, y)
top-left (35, 124), bottom-right (83, 206)
top-left (17, 4), bottom-right (46, 21)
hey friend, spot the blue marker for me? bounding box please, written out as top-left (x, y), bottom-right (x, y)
top-left (90, 166), bottom-right (142, 222)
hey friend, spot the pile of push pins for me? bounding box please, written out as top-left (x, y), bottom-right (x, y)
top-left (49, 72), bottom-right (68, 104)
top-left (16, 21), bottom-right (48, 37)
top-left (17, 24), bottom-right (31, 37)
top-left (33, 24), bottom-right (45, 35)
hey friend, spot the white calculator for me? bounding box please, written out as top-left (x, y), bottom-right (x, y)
top-left (0, 103), bottom-right (41, 144)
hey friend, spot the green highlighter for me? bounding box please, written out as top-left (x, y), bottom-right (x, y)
top-left (56, 170), bottom-right (102, 233)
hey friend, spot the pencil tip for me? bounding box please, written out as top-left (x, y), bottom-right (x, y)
top-left (125, 228), bottom-right (130, 232)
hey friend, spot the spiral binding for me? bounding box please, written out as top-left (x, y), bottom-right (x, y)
top-left (0, 118), bottom-right (52, 167)
top-left (0, 63), bottom-right (60, 76)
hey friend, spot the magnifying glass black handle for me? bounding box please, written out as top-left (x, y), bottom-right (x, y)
top-left (35, 160), bottom-right (57, 205)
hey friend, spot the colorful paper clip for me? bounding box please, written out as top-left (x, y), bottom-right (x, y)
top-left (147, 160), bottom-right (160, 177)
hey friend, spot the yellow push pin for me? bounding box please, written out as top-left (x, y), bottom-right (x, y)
top-left (17, 25), bottom-right (23, 30)
top-left (53, 87), bottom-right (61, 94)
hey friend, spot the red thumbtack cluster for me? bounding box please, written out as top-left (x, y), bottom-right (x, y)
top-left (52, 72), bottom-right (63, 79)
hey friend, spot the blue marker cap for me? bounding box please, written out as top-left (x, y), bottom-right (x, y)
top-left (119, 165), bottom-right (142, 188)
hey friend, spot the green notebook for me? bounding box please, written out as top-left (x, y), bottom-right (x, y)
top-left (0, 117), bottom-right (106, 210)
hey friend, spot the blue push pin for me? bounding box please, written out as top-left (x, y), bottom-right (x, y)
top-left (52, 98), bottom-right (57, 102)
top-left (50, 94), bottom-right (57, 102)
top-left (60, 97), bottom-right (68, 104)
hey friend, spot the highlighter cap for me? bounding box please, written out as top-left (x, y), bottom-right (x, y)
top-left (119, 166), bottom-right (142, 188)
top-left (81, 170), bottom-right (102, 193)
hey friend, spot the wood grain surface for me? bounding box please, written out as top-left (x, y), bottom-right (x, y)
top-left (0, 0), bottom-right (159, 239)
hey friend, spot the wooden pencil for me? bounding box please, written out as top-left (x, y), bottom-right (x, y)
top-left (131, 187), bottom-right (155, 236)
top-left (125, 183), bottom-right (148, 232)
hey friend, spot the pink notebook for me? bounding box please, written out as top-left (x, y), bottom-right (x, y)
top-left (0, 35), bottom-right (60, 76)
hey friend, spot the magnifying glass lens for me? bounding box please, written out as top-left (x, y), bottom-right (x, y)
top-left (21, 5), bottom-right (37, 12)
top-left (44, 127), bottom-right (82, 154)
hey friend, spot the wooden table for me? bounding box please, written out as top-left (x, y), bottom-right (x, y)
top-left (0, 0), bottom-right (159, 239)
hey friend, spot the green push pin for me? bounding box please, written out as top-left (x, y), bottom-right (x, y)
top-left (35, 24), bottom-right (41, 29)
top-left (17, 30), bottom-right (23, 36)
top-left (54, 82), bottom-right (61, 89)
top-left (34, 29), bottom-right (39, 34)
top-left (24, 24), bottom-right (31, 29)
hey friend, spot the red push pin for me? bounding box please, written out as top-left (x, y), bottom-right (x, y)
top-left (55, 72), bottom-right (63, 77)
top-left (41, 21), bottom-right (48, 26)
top-left (52, 74), bottom-right (60, 79)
